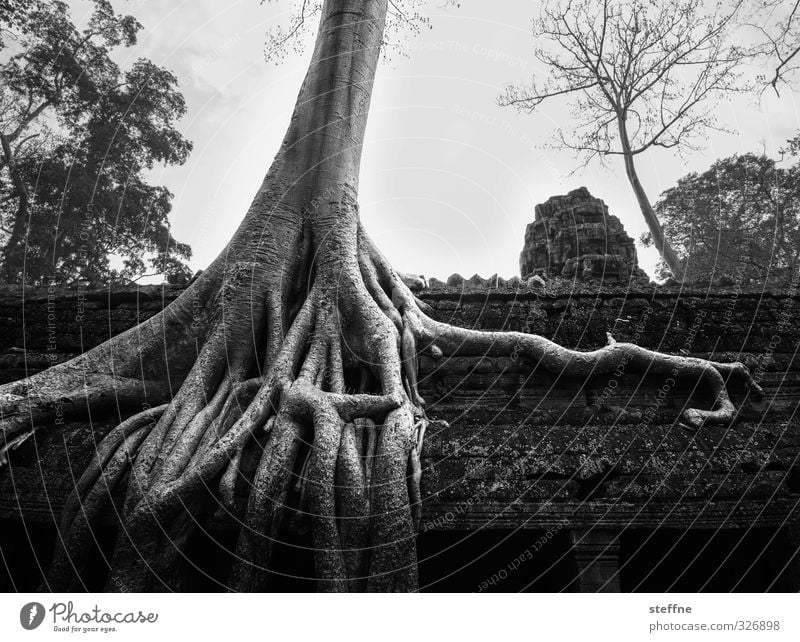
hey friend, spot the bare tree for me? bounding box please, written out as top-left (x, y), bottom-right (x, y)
top-left (747, 0), bottom-right (800, 94)
top-left (500, 0), bottom-right (748, 279)
top-left (0, 0), bottom-right (760, 592)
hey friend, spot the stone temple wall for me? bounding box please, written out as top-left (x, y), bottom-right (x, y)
top-left (1, 280), bottom-right (799, 590)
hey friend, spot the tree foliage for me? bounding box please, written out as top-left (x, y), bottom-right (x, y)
top-left (650, 152), bottom-right (800, 284)
top-left (0, 0), bottom-right (32, 31)
top-left (0, 0), bottom-right (763, 593)
top-left (0, 0), bottom-right (192, 284)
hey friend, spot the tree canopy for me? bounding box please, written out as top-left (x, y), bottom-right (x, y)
top-left (0, 0), bottom-right (192, 284)
top-left (650, 152), bottom-right (800, 284)
top-left (0, 0), bottom-right (764, 594)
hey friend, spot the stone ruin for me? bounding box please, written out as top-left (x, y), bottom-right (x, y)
top-left (519, 186), bottom-right (649, 282)
top-left (2, 191), bottom-right (800, 592)
top-left (2, 282), bottom-right (799, 591)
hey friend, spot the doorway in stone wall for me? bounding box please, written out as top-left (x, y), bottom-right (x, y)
top-left (417, 529), bottom-right (577, 592)
top-left (618, 527), bottom-right (798, 592)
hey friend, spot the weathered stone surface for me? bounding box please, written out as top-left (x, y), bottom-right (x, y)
top-left (446, 273), bottom-right (464, 287)
top-left (526, 274), bottom-right (546, 288)
top-left (519, 187), bottom-right (649, 282)
top-left (1, 283), bottom-right (798, 540)
top-left (399, 272), bottom-right (427, 290)
top-left (2, 281), bottom-right (799, 591)
top-left (465, 274), bottom-right (486, 289)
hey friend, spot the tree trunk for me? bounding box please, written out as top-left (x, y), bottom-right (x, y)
top-left (0, 0), bottom-right (761, 593)
top-left (617, 116), bottom-right (684, 279)
top-left (0, 131), bottom-right (30, 283)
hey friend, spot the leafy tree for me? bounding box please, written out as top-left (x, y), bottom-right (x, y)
top-left (500, 0), bottom-right (748, 279)
top-left (0, 0), bottom-right (760, 592)
top-left (0, 0), bottom-right (30, 30)
top-left (647, 153), bottom-right (800, 284)
top-left (0, 0), bottom-right (192, 284)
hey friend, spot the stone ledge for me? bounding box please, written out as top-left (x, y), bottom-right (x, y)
top-left (1, 282), bottom-right (799, 536)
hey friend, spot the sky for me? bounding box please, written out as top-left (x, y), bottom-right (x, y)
top-left (70, 0), bottom-right (800, 282)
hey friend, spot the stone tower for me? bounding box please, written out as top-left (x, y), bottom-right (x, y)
top-left (519, 187), bottom-right (649, 281)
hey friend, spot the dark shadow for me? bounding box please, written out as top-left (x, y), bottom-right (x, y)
top-left (417, 529), bottom-right (575, 592)
top-left (619, 527), bottom-right (797, 592)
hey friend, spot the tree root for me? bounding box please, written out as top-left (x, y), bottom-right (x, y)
top-left (0, 267), bottom-right (227, 467)
top-left (8, 214), bottom-right (762, 593)
top-left (45, 404), bottom-right (166, 590)
top-left (0, 0), bottom-right (763, 594)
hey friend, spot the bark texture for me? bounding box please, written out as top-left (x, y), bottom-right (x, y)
top-left (617, 116), bottom-right (683, 278)
top-left (0, 0), bottom-right (762, 592)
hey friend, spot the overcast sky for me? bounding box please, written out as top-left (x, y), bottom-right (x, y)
top-left (72, 0), bottom-right (800, 281)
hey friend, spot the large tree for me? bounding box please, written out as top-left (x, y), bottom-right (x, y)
top-left (0, 0), bottom-right (762, 592)
top-left (499, 0), bottom-right (747, 279)
top-left (0, 0), bottom-right (192, 284)
top-left (649, 153), bottom-right (800, 283)
top-left (0, 0), bottom-right (31, 30)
